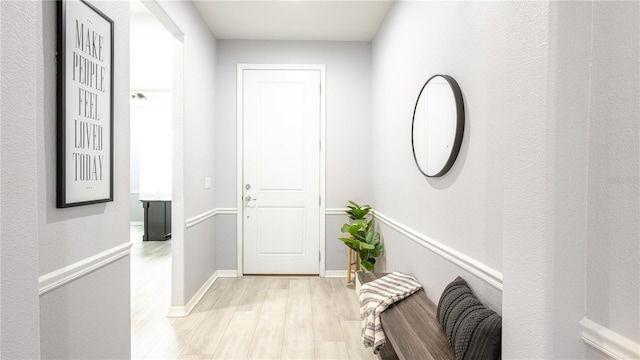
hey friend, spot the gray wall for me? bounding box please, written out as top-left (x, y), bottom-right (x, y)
top-left (215, 40), bottom-right (372, 271)
top-left (3, 0), bottom-right (221, 357)
top-left (1, 1), bottom-right (637, 358)
top-left (544, 2), bottom-right (591, 357)
top-left (155, 0), bottom-right (218, 305)
top-left (372, 1), bottom-right (640, 359)
top-left (371, 0), bottom-right (510, 311)
top-left (39, 257), bottom-right (131, 358)
top-left (586, 1), bottom-right (640, 343)
top-left (38, 0), bottom-right (131, 358)
top-left (215, 214), bottom-right (236, 270)
top-left (1, 1), bottom-right (42, 357)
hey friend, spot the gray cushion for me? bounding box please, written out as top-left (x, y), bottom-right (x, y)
top-left (437, 277), bottom-right (502, 360)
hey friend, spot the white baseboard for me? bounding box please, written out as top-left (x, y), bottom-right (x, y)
top-left (167, 270), bottom-right (219, 317)
top-left (130, 221), bottom-right (143, 226)
top-left (217, 269), bottom-right (238, 277)
top-left (324, 270), bottom-right (347, 278)
top-left (580, 317), bottom-right (640, 360)
top-left (167, 270), bottom-right (239, 317)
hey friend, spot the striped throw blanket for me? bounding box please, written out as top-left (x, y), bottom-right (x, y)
top-left (359, 272), bottom-right (422, 353)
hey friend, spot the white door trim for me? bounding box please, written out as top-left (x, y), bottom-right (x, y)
top-left (236, 64), bottom-right (326, 277)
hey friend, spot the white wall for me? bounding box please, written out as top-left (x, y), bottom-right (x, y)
top-left (37, 0), bottom-right (132, 358)
top-left (586, 1), bottom-right (640, 344)
top-left (1, 2), bottom-right (41, 358)
top-left (214, 40), bottom-right (372, 271)
top-left (154, 0), bottom-right (218, 305)
top-left (130, 13), bottom-right (173, 91)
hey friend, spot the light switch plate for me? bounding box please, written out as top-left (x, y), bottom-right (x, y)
top-left (205, 177), bottom-right (212, 189)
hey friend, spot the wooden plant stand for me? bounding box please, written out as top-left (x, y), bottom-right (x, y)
top-left (346, 247), bottom-right (360, 283)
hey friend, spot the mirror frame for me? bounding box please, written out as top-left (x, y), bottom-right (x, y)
top-left (411, 74), bottom-right (465, 177)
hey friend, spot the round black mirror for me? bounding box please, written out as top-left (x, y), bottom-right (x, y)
top-left (411, 74), bottom-right (465, 177)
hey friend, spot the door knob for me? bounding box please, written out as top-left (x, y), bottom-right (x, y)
top-left (245, 195), bottom-right (257, 201)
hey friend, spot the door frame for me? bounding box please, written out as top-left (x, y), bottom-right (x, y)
top-left (236, 64), bottom-right (326, 277)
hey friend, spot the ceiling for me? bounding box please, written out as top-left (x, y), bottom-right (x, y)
top-left (130, 0), bottom-right (148, 14)
top-left (191, 0), bottom-right (394, 42)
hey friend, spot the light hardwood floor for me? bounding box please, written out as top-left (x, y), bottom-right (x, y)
top-left (130, 225), bottom-right (376, 360)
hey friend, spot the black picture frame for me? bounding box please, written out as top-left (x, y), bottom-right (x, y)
top-left (56, 0), bottom-right (114, 208)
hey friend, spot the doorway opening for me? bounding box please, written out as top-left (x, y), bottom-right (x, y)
top-left (129, 0), bottom-right (184, 357)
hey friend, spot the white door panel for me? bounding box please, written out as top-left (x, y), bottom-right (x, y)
top-left (242, 69), bottom-right (321, 275)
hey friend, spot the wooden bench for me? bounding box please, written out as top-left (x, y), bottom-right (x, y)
top-left (358, 272), bottom-right (455, 360)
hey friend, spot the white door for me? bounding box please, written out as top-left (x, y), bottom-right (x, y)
top-left (242, 68), bottom-right (321, 275)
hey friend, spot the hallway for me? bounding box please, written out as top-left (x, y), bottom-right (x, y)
top-left (130, 227), bottom-right (375, 359)
top-left (3, 1), bottom-right (639, 358)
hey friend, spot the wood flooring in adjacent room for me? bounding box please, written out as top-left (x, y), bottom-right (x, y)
top-left (130, 225), bottom-right (376, 360)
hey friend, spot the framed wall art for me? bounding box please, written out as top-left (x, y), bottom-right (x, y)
top-left (56, 0), bottom-right (114, 208)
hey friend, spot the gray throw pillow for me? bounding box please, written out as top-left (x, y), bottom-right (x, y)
top-left (437, 276), bottom-right (502, 360)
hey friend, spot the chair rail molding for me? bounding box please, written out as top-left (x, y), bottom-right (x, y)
top-left (39, 242), bottom-right (132, 295)
top-left (185, 207), bottom-right (237, 228)
top-left (325, 208), bottom-right (348, 215)
top-left (325, 207), bottom-right (502, 290)
top-left (581, 318), bottom-right (640, 360)
top-left (373, 211), bottom-right (503, 291)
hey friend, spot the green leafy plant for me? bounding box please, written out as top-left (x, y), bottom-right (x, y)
top-left (338, 201), bottom-right (383, 271)
top-left (345, 200), bottom-right (371, 221)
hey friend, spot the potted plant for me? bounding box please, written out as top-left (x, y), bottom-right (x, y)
top-left (338, 201), bottom-right (383, 272)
